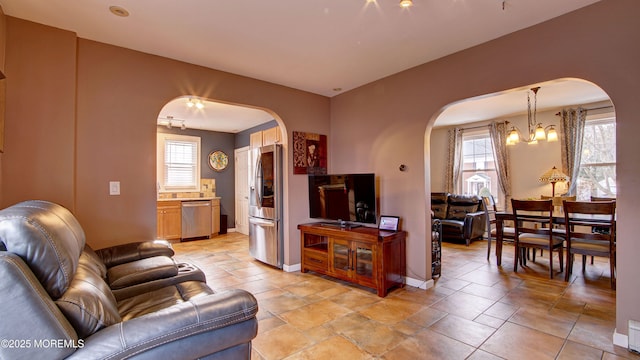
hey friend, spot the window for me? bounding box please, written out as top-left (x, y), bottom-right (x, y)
top-left (157, 133), bottom-right (201, 192)
top-left (459, 131), bottom-right (500, 203)
top-left (576, 117), bottom-right (616, 200)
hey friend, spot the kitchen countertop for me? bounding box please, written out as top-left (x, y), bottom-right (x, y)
top-left (157, 197), bottom-right (220, 202)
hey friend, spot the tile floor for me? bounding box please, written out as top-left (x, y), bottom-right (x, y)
top-left (172, 233), bottom-right (637, 360)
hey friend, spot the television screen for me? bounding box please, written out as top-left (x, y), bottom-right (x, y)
top-left (308, 173), bottom-right (377, 225)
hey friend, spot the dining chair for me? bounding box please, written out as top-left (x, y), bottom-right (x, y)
top-left (482, 195), bottom-right (515, 260)
top-left (511, 199), bottom-right (564, 279)
top-left (587, 196), bottom-right (616, 264)
top-left (562, 200), bottom-right (616, 289)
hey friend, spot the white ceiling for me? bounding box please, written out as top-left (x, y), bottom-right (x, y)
top-left (157, 97), bottom-right (275, 133)
top-left (0, 0), bottom-right (607, 132)
top-left (434, 78), bottom-right (610, 128)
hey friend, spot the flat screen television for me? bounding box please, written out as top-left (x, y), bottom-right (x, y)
top-left (308, 173), bottom-right (377, 226)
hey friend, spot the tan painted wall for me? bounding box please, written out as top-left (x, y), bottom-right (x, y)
top-left (3, 18), bottom-right (77, 210)
top-left (330, 0), bottom-right (639, 336)
top-left (1, 18), bottom-right (330, 267)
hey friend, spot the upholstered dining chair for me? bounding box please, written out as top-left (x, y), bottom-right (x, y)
top-left (511, 199), bottom-right (564, 279)
top-left (482, 195), bottom-right (515, 260)
top-left (562, 200), bottom-right (616, 289)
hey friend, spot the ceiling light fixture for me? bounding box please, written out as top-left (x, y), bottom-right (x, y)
top-left (158, 116), bottom-right (187, 130)
top-left (399, 0), bottom-right (413, 8)
top-left (506, 87), bottom-right (558, 146)
top-left (187, 98), bottom-right (204, 109)
top-left (109, 6), bottom-right (130, 17)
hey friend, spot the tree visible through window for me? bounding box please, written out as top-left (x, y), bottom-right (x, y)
top-left (459, 131), bottom-right (499, 203)
top-left (576, 117), bottom-right (616, 200)
top-left (157, 133), bottom-right (201, 192)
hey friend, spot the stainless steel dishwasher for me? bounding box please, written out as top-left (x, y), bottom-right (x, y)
top-left (181, 200), bottom-right (212, 240)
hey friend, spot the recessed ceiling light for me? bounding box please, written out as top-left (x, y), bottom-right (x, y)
top-left (109, 6), bottom-right (130, 17)
top-left (399, 0), bottom-right (413, 8)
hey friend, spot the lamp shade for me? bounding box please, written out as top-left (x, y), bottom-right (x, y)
top-left (538, 166), bottom-right (569, 184)
top-left (539, 166), bottom-right (568, 197)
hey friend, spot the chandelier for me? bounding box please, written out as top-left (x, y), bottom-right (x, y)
top-left (506, 87), bottom-right (558, 146)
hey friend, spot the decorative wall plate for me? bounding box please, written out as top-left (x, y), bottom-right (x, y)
top-left (208, 150), bottom-right (228, 171)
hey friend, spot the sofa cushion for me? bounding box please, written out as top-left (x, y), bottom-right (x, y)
top-left (431, 193), bottom-right (449, 219)
top-left (448, 204), bottom-right (478, 220)
top-left (81, 246), bottom-right (108, 279)
top-left (107, 256), bottom-right (179, 290)
top-left (0, 200), bottom-right (86, 299)
top-left (94, 240), bottom-right (175, 268)
top-left (447, 195), bottom-right (481, 220)
top-left (56, 258), bottom-right (121, 338)
top-left (118, 281), bottom-right (215, 321)
top-left (441, 219), bottom-right (464, 231)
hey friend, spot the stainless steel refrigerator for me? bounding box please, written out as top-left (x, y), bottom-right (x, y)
top-left (249, 144), bottom-right (283, 268)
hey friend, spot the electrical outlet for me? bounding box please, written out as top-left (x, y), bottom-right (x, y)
top-left (109, 181), bottom-right (121, 195)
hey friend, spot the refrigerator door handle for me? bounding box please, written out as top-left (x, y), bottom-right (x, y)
top-left (249, 218), bottom-right (275, 227)
top-left (253, 152), bottom-right (263, 209)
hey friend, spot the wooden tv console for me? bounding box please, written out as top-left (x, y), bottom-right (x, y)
top-left (298, 223), bottom-right (406, 297)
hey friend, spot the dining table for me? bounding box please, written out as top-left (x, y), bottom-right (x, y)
top-left (493, 209), bottom-right (615, 266)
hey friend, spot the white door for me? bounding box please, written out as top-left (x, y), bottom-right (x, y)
top-left (235, 146), bottom-right (250, 235)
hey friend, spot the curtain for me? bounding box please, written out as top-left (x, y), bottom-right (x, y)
top-left (445, 127), bottom-right (463, 193)
top-left (489, 121), bottom-right (512, 210)
top-left (559, 107), bottom-right (587, 195)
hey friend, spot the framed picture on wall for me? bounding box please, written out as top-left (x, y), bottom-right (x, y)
top-left (293, 131), bottom-right (327, 175)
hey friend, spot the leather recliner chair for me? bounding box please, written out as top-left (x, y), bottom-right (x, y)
top-left (431, 192), bottom-right (486, 246)
top-left (0, 200), bottom-right (258, 360)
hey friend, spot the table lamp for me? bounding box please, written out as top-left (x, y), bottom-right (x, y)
top-left (538, 166), bottom-right (569, 197)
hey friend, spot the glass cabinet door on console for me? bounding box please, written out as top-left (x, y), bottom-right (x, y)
top-left (353, 242), bottom-right (375, 286)
top-left (329, 238), bottom-right (376, 287)
top-left (330, 238), bottom-right (351, 278)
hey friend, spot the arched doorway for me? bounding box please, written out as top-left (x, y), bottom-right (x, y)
top-left (156, 96), bottom-right (285, 238)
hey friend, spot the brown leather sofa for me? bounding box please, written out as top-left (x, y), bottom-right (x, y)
top-left (431, 192), bottom-right (486, 246)
top-left (0, 200), bottom-right (258, 360)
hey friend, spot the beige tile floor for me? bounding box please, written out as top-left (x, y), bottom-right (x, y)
top-left (172, 233), bottom-right (638, 360)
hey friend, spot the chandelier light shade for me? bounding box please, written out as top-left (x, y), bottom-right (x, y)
top-left (538, 166), bottom-right (569, 197)
top-left (505, 87), bottom-right (559, 146)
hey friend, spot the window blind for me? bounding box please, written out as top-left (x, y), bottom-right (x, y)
top-left (164, 139), bottom-right (197, 188)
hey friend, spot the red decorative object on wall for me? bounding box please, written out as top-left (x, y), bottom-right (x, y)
top-left (293, 131), bottom-right (327, 175)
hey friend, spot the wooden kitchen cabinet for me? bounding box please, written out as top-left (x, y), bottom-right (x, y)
top-left (157, 201), bottom-right (182, 240)
top-left (249, 131), bottom-right (263, 149)
top-left (250, 126), bottom-right (280, 149)
top-left (298, 223), bottom-right (406, 297)
top-left (211, 198), bottom-right (221, 236)
top-left (262, 126), bottom-right (280, 146)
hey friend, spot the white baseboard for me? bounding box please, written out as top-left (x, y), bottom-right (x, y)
top-left (405, 276), bottom-right (434, 290)
top-left (283, 263), bottom-right (301, 272)
top-left (614, 328), bottom-right (628, 348)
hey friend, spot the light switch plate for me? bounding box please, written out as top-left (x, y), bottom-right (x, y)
top-left (109, 181), bottom-right (120, 195)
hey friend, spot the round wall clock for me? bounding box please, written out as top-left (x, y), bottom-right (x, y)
top-left (208, 150), bottom-right (229, 171)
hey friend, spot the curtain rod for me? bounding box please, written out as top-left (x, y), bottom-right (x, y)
top-left (460, 124), bottom-right (491, 131)
top-left (555, 105), bottom-right (613, 116)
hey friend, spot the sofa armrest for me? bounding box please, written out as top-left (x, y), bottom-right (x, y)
top-left (463, 211), bottom-right (487, 240)
top-left (67, 289), bottom-right (258, 360)
top-left (94, 241), bottom-right (175, 268)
